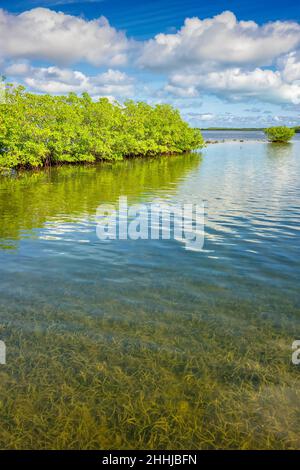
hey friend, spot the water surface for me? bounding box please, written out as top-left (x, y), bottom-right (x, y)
top-left (0, 140), bottom-right (299, 449)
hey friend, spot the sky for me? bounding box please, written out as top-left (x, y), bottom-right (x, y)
top-left (0, 0), bottom-right (300, 127)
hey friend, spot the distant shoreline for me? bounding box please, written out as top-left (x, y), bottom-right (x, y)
top-left (201, 128), bottom-right (300, 132)
top-left (201, 128), bottom-right (264, 131)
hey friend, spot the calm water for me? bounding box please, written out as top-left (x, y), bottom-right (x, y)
top-left (0, 138), bottom-right (300, 449)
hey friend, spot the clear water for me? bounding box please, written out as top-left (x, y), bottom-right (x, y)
top-left (0, 139), bottom-right (299, 449)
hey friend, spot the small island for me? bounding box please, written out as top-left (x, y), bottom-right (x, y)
top-left (264, 126), bottom-right (295, 143)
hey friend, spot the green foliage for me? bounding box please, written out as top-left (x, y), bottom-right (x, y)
top-left (0, 85), bottom-right (204, 169)
top-left (264, 126), bottom-right (295, 143)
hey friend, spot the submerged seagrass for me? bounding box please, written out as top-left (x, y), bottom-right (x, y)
top-left (0, 141), bottom-right (300, 449)
top-left (0, 86), bottom-right (204, 169)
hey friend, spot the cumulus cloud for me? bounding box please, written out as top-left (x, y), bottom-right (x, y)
top-left (5, 63), bottom-right (135, 98)
top-left (164, 84), bottom-right (198, 98)
top-left (139, 10), bottom-right (300, 106)
top-left (165, 67), bottom-right (300, 105)
top-left (138, 11), bottom-right (300, 71)
top-left (0, 7), bottom-right (130, 66)
top-left (279, 51), bottom-right (300, 82)
top-left (2, 7), bottom-right (300, 108)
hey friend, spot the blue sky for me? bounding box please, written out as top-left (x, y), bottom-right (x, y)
top-left (1, 0), bottom-right (300, 127)
top-left (2, 1), bottom-right (300, 38)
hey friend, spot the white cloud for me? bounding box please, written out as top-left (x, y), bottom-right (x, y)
top-left (166, 67), bottom-right (300, 105)
top-left (164, 84), bottom-right (198, 97)
top-left (2, 8), bottom-right (300, 109)
top-left (5, 62), bottom-right (31, 76)
top-left (6, 63), bottom-right (135, 98)
top-left (279, 51), bottom-right (300, 82)
top-left (0, 7), bottom-right (130, 66)
top-left (185, 110), bottom-right (300, 128)
top-left (138, 11), bottom-right (300, 71)
top-left (189, 113), bottom-right (215, 121)
top-left (141, 10), bottom-right (300, 106)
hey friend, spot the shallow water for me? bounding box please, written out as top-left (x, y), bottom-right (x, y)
top-left (0, 141), bottom-right (299, 449)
